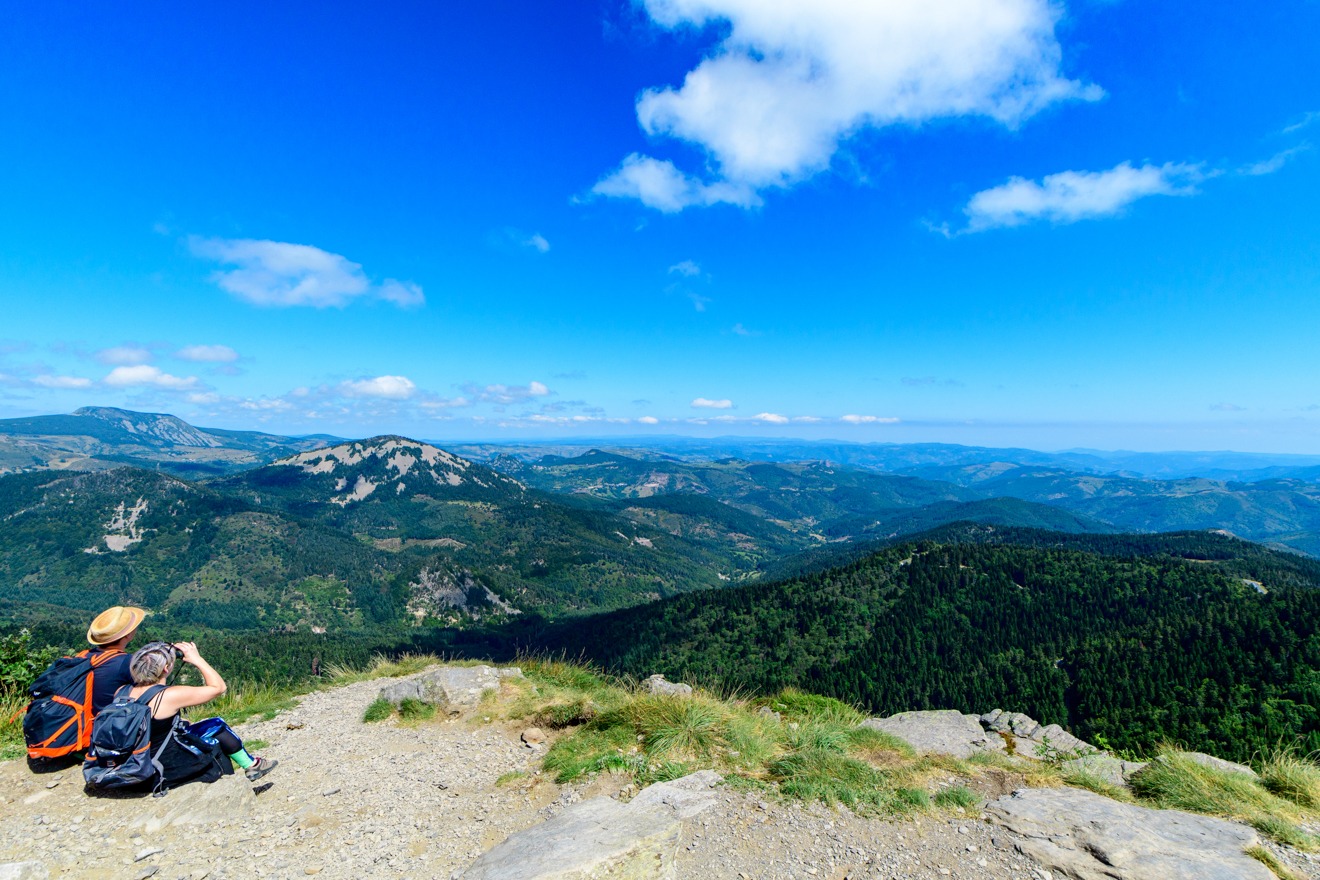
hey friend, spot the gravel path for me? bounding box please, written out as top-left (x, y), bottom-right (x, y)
top-left (3, 670), bottom-right (1312, 880)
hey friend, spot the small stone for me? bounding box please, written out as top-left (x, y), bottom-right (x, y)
top-left (520, 727), bottom-right (546, 746)
top-left (134, 868), bottom-right (159, 880)
top-left (304, 869), bottom-right (322, 876)
top-left (134, 848), bottom-right (163, 862)
top-left (321, 788), bottom-right (341, 796)
top-left (44, 781), bottom-right (59, 790)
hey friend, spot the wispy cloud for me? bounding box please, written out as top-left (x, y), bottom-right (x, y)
top-left (955, 161), bottom-right (1204, 233)
top-left (841, 414), bottom-right (901, 424)
top-left (190, 237), bottom-right (424, 309)
top-left (731, 323), bottom-right (760, 337)
top-left (462, 381), bottom-right (552, 405)
top-left (340, 375), bottom-right (417, 399)
top-left (33, 375), bottom-right (94, 389)
top-left (176, 344), bottom-right (239, 363)
top-left (691, 397), bottom-right (733, 409)
top-left (595, 0), bottom-right (1100, 212)
top-left (753, 412), bottom-right (789, 424)
top-left (96, 345), bottom-right (153, 366)
top-left (1240, 144), bottom-right (1311, 176)
top-left (1283, 111), bottom-right (1320, 135)
top-left (668, 260), bottom-right (702, 277)
top-left (102, 365), bottom-right (199, 390)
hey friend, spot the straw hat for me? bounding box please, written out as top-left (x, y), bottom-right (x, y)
top-left (87, 606), bottom-right (146, 646)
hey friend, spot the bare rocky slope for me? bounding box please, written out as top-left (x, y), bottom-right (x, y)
top-left (2, 668), bottom-right (1316, 880)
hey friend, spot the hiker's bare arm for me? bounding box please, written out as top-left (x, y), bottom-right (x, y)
top-left (154, 642), bottom-right (227, 716)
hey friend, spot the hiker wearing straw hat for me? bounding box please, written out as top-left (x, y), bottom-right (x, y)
top-left (22, 606), bottom-right (143, 773)
top-left (85, 606), bottom-right (145, 713)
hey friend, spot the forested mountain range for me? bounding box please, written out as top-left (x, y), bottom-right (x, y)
top-left (543, 529), bottom-right (1320, 761)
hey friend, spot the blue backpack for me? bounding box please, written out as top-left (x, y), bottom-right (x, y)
top-left (82, 685), bottom-right (177, 793)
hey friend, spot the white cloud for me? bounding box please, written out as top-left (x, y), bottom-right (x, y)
top-left (600, 0), bottom-right (1100, 210)
top-left (190, 237), bottom-right (425, 309)
top-left (96, 345), bottom-right (153, 366)
top-left (340, 375), bottom-right (417, 400)
top-left (525, 233), bottom-right (551, 253)
top-left (959, 162), bottom-right (1204, 232)
top-left (187, 392), bottom-right (221, 404)
top-left (691, 397), bottom-right (733, 409)
top-left (34, 375), bottom-right (94, 389)
top-left (103, 365), bottom-right (198, 389)
top-left (731, 323), bottom-right (759, 337)
top-left (669, 260), bottom-right (702, 277)
top-left (753, 412), bottom-right (789, 424)
top-left (592, 154), bottom-right (758, 213)
top-left (176, 344), bottom-right (239, 363)
top-left (841, 414), bottom-right (901, 424)
top-left (637, 415), bottom-right (661, 424)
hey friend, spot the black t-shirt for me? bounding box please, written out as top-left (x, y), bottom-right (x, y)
top-left (88, 650), bottom-right (134, 715)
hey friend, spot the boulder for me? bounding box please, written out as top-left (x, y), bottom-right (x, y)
top-left (1177, 752), bottom-right (1258, 779)
top-left (642, 674), bottom-right (692, 697)
top-left (861, 710), bottom-right (1004, 759)
top-left (379, 665), bottom-right (518, 708)
top-left (128, 774), bottom-right (256, 834)
top-left (459, 771), bottom-right (722, 880)
top-left (0, 863), bottom-right (49, 880)
top-left (1060, 753), bottom-right (1148, 788)
top-left (987, 787), bottom-right (1273, 880)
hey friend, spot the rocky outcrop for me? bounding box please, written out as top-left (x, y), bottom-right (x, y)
top-left (459, 771), bottom-right (722, 880)
top-left (986, 787), bottom-right (1274, 880)
top-left (860, 710), bottom-right (1004, 758)
top-left (981, 709), bottom-right (1096, 759)
top-left (642, 674), bottom-right (693, 697)
top-left (379, 664), bottom-right (523, 709)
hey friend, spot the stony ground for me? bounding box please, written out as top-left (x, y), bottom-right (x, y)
top-left (1, 671), bottom-right (1316, 880)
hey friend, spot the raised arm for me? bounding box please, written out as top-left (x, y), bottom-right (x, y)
top-left (153, 642), bottom-right (227, 717)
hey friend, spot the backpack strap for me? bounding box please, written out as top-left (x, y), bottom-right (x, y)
top-left (135, 684), bottom-right (168, 706)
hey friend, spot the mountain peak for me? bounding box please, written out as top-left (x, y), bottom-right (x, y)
top-left (272, 436), bottom-right (522, 505)
top-left (70, 406), bottom-right (223, 448)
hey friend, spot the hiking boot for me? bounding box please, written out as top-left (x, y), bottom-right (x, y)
top-left (245, 756), bottom-right (278, 782)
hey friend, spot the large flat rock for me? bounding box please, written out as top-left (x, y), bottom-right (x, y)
top-left (986, 787), bottom-right (1273, 880)
top-left (861, 710), bottom-right (1005, 759)
top-left (460, 771), bottom-right (722, 880)
top-left (128, 773), bottom-right (255, 833)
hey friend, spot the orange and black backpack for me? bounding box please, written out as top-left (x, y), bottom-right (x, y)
top-left (21, 649), bottom-right (125, 762)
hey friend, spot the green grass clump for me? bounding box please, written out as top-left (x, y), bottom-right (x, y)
top-left (933, 785), bottom-right (979, 810)
top-left (495, 770), bottom-right (528, 787)
top-left (1061, 767), bottom-right (1134, 802)
top-left (1259, 748), bottom-right (1320, 809)
top-left (756, 689), bottom-right (864, 725)
top-left (398, 698), bottom-right (436, 722)
top-left (1, 693), bottom-right (26, 762)
top-left (363, 698), bottom-right (395, 723)
top-left (533, 698), bottom-right (598, 729)
top-left (327, 652), bottom-right (445, 684)
top-left (772, 747), bottom-right (890, 809)
top-left (1131, 749), bottom-right (1319, 851)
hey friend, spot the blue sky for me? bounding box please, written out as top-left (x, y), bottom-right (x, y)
top-left (2, 1), bottom-right (1318, 452)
